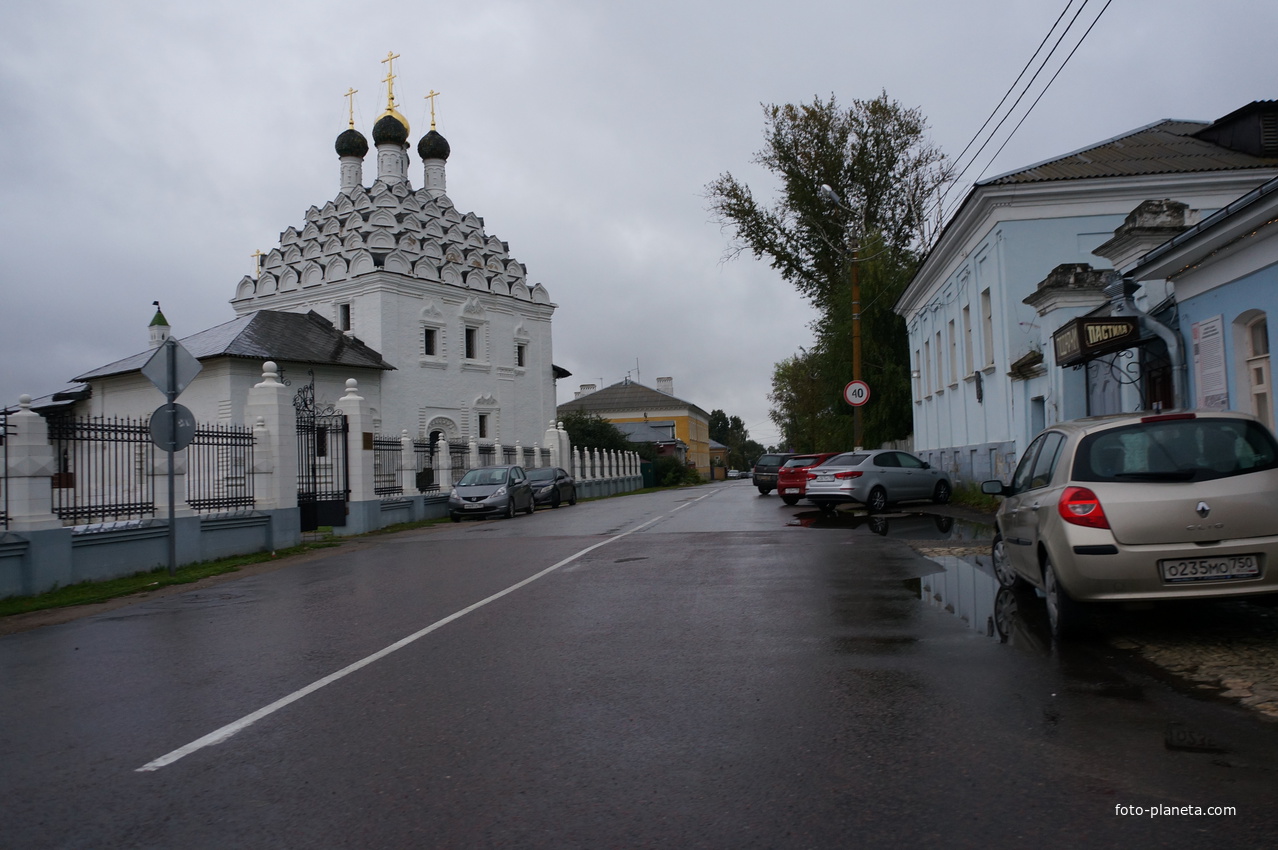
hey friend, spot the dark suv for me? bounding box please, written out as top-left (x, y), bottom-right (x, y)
top-left (751, 453), bottom-right (795, 495)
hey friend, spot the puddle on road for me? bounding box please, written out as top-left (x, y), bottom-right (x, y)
top-left (787, 509), bottom-right (993, 544)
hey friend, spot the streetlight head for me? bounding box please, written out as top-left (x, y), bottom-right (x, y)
top-left (818, 183), bottom-right (839, 203)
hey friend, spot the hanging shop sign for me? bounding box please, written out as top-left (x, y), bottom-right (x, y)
top-left (1052, 317), bottom-right (1140, 367)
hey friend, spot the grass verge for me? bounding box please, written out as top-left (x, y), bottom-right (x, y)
top-left (0, 542), bottom-right (340, 619)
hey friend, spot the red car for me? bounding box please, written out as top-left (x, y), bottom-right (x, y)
top-left (776, 452), bottom-right (841, 505)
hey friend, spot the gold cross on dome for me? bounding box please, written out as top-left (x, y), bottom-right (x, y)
top-left (344, 87), bottom-right (358, 129)
top-left (381, 50), bottom-right (401, 109)
top-left (425, 89), bottom-right (441, 130)
top-left (250, 249), bottom-right (264, 274)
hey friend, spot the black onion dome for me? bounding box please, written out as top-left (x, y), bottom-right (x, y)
top-left (372, 113), bottom-right (410, 146)
top-left (417, 129), bottom-right (451, 161)
top-left (335, 128), bottom-right (369, 158)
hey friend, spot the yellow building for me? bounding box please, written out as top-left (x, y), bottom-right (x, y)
top-left (557, 378), bottom-right (712, 479)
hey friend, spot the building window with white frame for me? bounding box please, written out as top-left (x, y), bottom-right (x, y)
top-left (423, 327), bottom-right (438, 357)
top-left (962, 305), bottom-right (973, 376)
top-left (947, 319), bottom-right (958, 386)
top-left (516, 342), bottom-right (527, 368)
top-left (338, 302), bottom-right (352, 332)
top-left (478, 413), bottom-right (489, 439)
top-left (1246, 314), bottom-right (1272, 429)
top-left (464, 327), bottom-right (478, 360)
top-left (980, 288), bottom-right (994, 368)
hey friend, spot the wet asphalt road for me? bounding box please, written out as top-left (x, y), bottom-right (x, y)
top-left (4, 482), bottom-right (1278, 848)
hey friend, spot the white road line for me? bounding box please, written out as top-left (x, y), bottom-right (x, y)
top-left (670, 490), bottom-right (718, 513)
top-left (136, 515), bottom-right (665, 772)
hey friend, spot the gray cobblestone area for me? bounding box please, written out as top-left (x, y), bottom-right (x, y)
top-left (905, 509), bottom-right (1278, 723)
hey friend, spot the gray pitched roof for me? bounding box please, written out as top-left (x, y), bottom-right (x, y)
top-left (981, 118), bottom-right (1278, 186)
top-left (613, 421), bottom-right (683, 445)
top-left (556, 380), bottom-right (708, 419)
top-left (75, 310), bottom-right (395, 382)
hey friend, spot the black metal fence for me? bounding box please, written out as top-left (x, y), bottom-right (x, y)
top-left (48, 416), bottom-right (155, 525)
top-left (186, 423), bottom-right (255, 512)
top-left (449, 440), bottom-right (470, 486)
top-left (373, 435), bottom-right (403, 496)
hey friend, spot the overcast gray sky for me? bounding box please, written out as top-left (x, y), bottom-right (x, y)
top-left (2, 0), bottom-right (1274, 448)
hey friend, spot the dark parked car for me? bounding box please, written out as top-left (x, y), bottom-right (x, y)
top-left (448, 465), bottom-right (535, 521)
top-left (527, 466), bottom-right (577, 508)
top-left (752, 453), bottom-right (795, 495)
top-left (804, 450), bottom-right (952, 513)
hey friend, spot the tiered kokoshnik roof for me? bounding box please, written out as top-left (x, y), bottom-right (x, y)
top-left (231, 67), bottom-right (549, 312)
top-left (230, 182), bottom-right (550, 308)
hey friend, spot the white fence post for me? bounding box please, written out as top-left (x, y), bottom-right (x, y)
top-left (400, 430), bottom-right (416, 494)
top-left (244, 361), bottom-right (297, 511)
top-left (4, 395), bottom-right (61, 530)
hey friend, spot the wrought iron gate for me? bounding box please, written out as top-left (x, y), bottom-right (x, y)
top-left (295, 376), bottom-right (349, 532)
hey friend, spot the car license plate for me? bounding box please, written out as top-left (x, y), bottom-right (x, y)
top-left (464, 503), bottom-right (484, 510)
top-left (816, 474), bottom-right (833, 482)
top-left (1159, 554), bottom-right (1260, 583)
top-left (783, 488), bottom-right (800, 494)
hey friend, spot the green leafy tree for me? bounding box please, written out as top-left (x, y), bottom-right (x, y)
top-left (708, 408), bottom-right (765, 469)
top-left (707, 92), bottom-right (949, 448)
top-left (560, 411), bottom-right (629, 453)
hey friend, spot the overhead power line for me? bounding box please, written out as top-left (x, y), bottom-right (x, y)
top-left (929, 0), bottom-right (1117, 231)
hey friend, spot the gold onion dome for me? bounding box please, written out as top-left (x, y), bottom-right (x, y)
top-left (372, 109), bottom-right (410, 146)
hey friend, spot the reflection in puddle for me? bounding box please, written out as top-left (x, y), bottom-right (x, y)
top-left (788, 510), bottom-right (994, 543)
top-left (912, 550), bottom-right (1053, 654)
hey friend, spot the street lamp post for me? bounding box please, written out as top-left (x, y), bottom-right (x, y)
top-left (819, 184), bottom-right (863, 450)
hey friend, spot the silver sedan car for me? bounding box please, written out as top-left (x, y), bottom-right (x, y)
top-left (982, 411), bottom-right (1278, 638)
top-left (804, 450), bottom-right (952, 513)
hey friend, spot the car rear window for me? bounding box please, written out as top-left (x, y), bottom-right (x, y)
top-left (1073, 417), bottom-right (1278, 483)
top-left (782, 456), bottom-right (819, 468)
top-left (756, 454), bottom-right (788, 467)
top-left (825, 452), bottom-right (869, 467)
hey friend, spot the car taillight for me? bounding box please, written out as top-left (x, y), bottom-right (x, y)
top-left (1058, 486), bottom-right (1109, 528)
top-left (834, 470), bottom-right (862, 480)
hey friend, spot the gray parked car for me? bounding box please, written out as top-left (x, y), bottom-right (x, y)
top-left (449, 465), bottom-right (535, 521)
top-left (804, 450), bottom-right (952, 513)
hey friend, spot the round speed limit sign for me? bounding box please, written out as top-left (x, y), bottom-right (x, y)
top-left (843, 380), bottom-right (870, 407)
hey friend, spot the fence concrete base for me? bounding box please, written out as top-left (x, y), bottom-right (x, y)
top-left (0, 509), bottom-right (301, 599)
top-left (576, 475), bottom-right (642, 501)
top-left (331, 494), bottom-right (451, 536)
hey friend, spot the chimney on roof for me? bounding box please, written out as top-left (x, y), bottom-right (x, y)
top-left (656, 376), bottom-right (674, 395)
top-left (575, 383), bottom-right (597, 398)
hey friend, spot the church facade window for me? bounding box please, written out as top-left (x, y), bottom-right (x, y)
top-left (478, 413), bottom-right (489, 439)
top-left (464, 327), bottom-right (477, 360)
top-left (338, 302), bottom-right (352, 331)
top-left (423, 327), bottom-right (437, 357)
top-left (516, 343), bottom-right (527, 368)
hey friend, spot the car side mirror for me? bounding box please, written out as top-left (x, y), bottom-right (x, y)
top-left (921, 462), bottom-right (931, 469)
top-left (980, 479), bottom-right (1008, 497)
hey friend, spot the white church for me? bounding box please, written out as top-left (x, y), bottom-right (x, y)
top-left (64, 60), bottom-right (563, 450)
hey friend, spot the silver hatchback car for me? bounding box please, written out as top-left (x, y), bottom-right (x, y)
top-left (805, 450), bottom-right (952, 513)
top-left (982, 411), bottom-right (1278, 638)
